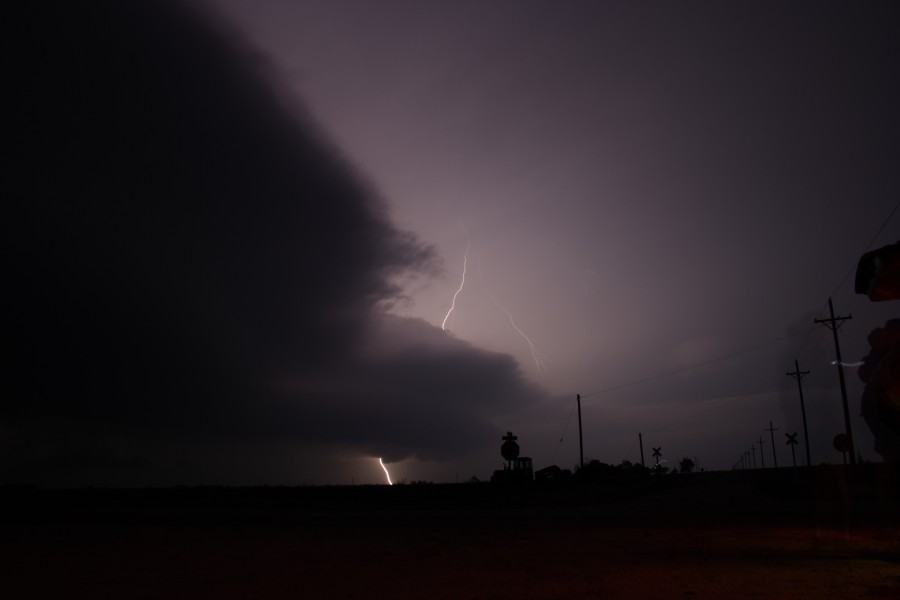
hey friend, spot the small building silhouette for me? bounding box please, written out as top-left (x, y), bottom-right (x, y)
top-left (491, 431), bottom-right (534, 484)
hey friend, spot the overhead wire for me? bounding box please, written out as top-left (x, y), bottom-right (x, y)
top-left (580, 329), bottom-right (812, 400)
top-left (795, 200), bottom-right (898, 360)
top-left (565, 200), bottom-right (897, 466)
top-left (826, 199), bottom-right (899, 303)
top-left (551, 395), bottom-right (578, 465)
top-left (805, 201), bottom-right (899, 369)
top-left (644, 378), bottom-right (785, 435)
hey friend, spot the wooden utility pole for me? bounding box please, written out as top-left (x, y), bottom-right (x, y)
top-left (577, 394), bottom-right (584, 470)
top-left (750, 446), bottom-right (757, 469)
top-left (756, 437), bottom-right (766, 469)
top-left (639, 432), bottom-right (645, 468)
top-left (766, 421), bottom-right (779, 468)
top-left (815, 298), bottom-right (856, 466)
top-left (787, 360), bottom-right (812, 467)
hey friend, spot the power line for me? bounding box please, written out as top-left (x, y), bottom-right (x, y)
top-left (838, 327), bottom-right (864, 363)
top-left (861, 200), bottom-right (899, 253)
top-left (786, 359), bottom-right (812, 468)
top-left (566, 202), bottom-right (897, 468)
top-left (581, 330), bottom-right (810, 400)
top-left (643, 378), bottom-right (784, 435)
top-left (766, 421), bottom-right (779, 468)
top-left (815, 298), bottom-right (856, 466)
top-left (796, 324), bottom-right (830, 366)
top-left (551, 395), bottom-right (578, 465)
top-left (796, 200), bottom-right (898, 358)
top-left (826, 199), bottom-right (899, 302)
top-left (790, 297), bottom-right (831, 363)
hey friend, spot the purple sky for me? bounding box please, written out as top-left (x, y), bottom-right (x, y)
top-left (5, 1), bottom-right (899, 486)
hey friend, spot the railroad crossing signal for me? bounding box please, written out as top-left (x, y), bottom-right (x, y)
top-left (785, 432), bottom-right (798, 468)
top-left (501, 431), bottom-right (520, 464)
top-left (652, 447), bottom-right (662, 467)
top-left (833, 433), bottom-right (851, 465)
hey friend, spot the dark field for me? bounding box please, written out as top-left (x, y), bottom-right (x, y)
top-left (2, 466), bottom-right (899, 599)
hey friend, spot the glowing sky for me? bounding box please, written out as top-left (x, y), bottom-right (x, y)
top-left (5, 1), bottom-right (899, 486)
top-left (202, 0), bottom-right (900, 479)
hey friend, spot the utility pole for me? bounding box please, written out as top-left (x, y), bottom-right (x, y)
top-left (756, 437), bottom-right (766, 469)
top-left (750, 446), bottom-right (757, 469)
top-left (638, 432), bottom-right (645, 468)
top-left (787, 360), bottom-right (812, 467)
top-left (766, 421), bottom-right (779, 468)
top-left (577, 394), bottom-right (584, 470)
top-left (815, 297), bottom-right (855, 466)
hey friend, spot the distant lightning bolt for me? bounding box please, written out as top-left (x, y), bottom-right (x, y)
top-left (496, 299), bottom-right (548, 374)
top-left (831, 360), bottom-right (864, 367)
top-left (441, 242), bottom-right (470, 331)
top-left (378, 457), bottom-right (393, 485)
top-left (439, 231), bottom-right (549, 375)
top-left (477, 258), bottom-right (548, 375)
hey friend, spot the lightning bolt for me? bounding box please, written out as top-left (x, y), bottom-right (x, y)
top-left (477, 258), bottom-right (548, 375)
top-left (378, 457), bottom-right (393, 485)
top-left (441, 242), bottom-right (470, 331)
top-left (439, 230), bottom-right (549, 375)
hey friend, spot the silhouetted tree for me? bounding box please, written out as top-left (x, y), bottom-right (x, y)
top-left (615, 460), bottom-right (650, 477)
top-left (678, 457), bottom-right (696, 474)
top-left (575, 460), bottom-right (614, 482)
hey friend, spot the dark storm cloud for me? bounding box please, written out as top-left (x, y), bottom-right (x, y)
top-left (272, 316), bottom-right (543, 462)
top-left (3, 1), bottom-right (540, 484)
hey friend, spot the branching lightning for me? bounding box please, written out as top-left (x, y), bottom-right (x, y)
top-left (438, 229), bottom-right (549, 375)
top-left (441, 242), bottom-right (470, 331)
top-left (378, 457), bottom-right (393, 485)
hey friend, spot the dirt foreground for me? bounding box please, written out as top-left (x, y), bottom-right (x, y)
top-left (2, 468), bottom-right (899, 599)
